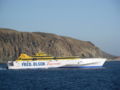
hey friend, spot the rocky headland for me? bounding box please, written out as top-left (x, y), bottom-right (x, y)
top-left (114, 57), bottom-right (120, 61)
top-left (0, 28), bottom-right (116, 63)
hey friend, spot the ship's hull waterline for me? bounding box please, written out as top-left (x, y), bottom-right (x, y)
top-left (8, 58), bottom-right (106, 69)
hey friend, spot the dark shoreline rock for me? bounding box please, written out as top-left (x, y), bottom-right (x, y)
top-left (0, 28), bottom-right (115, 63)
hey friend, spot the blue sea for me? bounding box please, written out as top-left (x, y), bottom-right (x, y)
top-left (0, 61), bottom-right (120, 90)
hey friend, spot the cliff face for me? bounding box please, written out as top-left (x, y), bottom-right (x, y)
top-left (0, 28), bottom-right (114, 63)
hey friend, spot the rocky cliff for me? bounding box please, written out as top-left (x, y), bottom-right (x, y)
top-left (0, 28), bottom-right (114, 63)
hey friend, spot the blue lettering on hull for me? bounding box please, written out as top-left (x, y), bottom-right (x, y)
top-left (22, 62), bottom-right (45, 66)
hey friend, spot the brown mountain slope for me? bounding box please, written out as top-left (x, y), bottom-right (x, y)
top-left (0, 28), bottom-right (114, 63)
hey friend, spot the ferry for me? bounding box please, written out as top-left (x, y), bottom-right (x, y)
top-left (7, 52), bottom-right (106, 69)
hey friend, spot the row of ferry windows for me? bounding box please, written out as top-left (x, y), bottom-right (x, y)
top-left (19, 57), bottom-right (76, 60)
top-left (19, 58), bottom-right (53, 60)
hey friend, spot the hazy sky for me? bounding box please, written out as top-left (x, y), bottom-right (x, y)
top-left (0, 0), bottom-right (120, 56)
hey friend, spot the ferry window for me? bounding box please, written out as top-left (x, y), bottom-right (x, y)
top-left (32, 58), bottom-right (37, 60)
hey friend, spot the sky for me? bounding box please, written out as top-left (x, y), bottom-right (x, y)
top-left (0, 0), bottom-right (120, 56)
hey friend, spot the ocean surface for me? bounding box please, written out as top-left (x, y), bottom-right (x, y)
top-left (0, 61), bottom-right (120, 90)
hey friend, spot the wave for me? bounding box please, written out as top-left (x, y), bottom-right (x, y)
top-left (0, 67), bottom-right (7, 70)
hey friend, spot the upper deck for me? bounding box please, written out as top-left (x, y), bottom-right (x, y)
top-left (16, 52), bottom-right (80, 61)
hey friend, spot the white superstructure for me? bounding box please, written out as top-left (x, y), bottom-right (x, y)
top-left (8, 58), bottom-right (106, 69)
